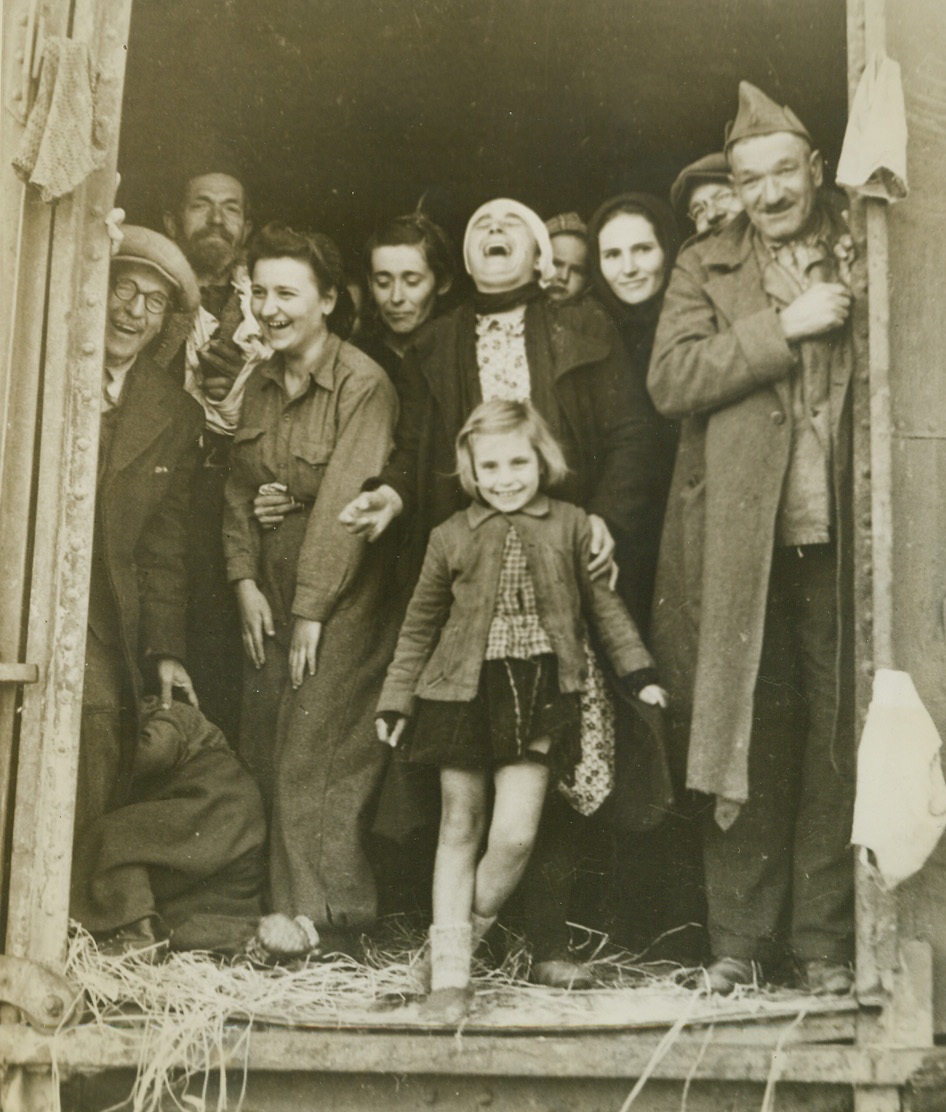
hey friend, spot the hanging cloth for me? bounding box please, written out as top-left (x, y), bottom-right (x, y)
top-left (12, 36), bottom-right (106, 202)
top-left (836, 52), bottom-right (909, 202)
top-left (851, 669), bottom-right (946, 889)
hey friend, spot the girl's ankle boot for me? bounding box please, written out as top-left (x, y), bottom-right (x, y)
top-left (420, 923), bottom-right (474, 1024)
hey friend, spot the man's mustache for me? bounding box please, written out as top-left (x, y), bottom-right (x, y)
top-left (193, 226), bottom-right (236, 245)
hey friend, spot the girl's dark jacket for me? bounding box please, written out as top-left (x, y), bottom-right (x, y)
top-left (375, 297), bottom-right (660, 594)
top-left (378, 497), bottom-right (654, 717)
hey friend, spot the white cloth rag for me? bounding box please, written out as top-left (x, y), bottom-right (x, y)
top-left (837, 52), bottom-right (908, 202)
top-left (852, 669), bottom-right (946, 889)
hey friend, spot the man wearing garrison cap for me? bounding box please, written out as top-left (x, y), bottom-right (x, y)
top-left (80, 228), bottom-right (204, 837)
top-left (649, 82), bottom-right (857, 995)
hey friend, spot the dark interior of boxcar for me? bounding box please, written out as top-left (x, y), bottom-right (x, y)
top-left (116, 0), bottom-right (848, 261)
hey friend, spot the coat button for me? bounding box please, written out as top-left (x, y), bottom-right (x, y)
top-left (770, 410), bottom-right (786, 426)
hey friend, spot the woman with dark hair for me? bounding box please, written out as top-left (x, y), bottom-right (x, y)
top-left (223, 222), bottom-right (398, 953)
top-left (355, 211), bottom-right (455, 388)
top-left (586, 193), bottom-right (681, 628)
top-left (586, 195), bottom-right (705, 964)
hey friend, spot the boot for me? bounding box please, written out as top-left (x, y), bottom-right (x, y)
top-left (419, 923), bottom-right (474, 1023)
top-left (411, 913), bottom-right (497, 993)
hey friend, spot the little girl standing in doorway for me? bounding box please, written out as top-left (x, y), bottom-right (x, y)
top-left (376, 399), bottom-right (666, 1022)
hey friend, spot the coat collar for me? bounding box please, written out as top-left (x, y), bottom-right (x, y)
top-left (697, 192), bottom-right (849, 273)
top-left (466, 493), bottom-right (551, 529)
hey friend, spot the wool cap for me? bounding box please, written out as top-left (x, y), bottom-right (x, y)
top-left (463, 198), bottom-right (556, 287)
top-left (111, 225), bottom-right (201, 315)
top-left (724, 81), bottom-right (813, 155)
top-left (669, 153), bottom-right (732, 217)
top-left (545, 211), bottom-right (587, 239)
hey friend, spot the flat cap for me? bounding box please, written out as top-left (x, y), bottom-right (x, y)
top-left (111, 225), bottom-right (201, 315)
top-left (669, 153), bottom-right (731, 216)
top-left (545, 212), bottom-right (587, 239)
top-left (724, 81), bottom-right (813, 154)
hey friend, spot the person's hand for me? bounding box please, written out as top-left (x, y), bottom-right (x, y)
top-left (253, 485), bottom-right (301, 528)
top-left (338, 485), bottom-right (403, 541)
top-left (587, 513), bottom-right (619, 589)
top-left (779, 283), bottom-right (852, 342)
top-left (197, 337), bottom-right (245, 401)
top-left (235, 579), bottom-right (274, 668)
top-left (638, 683), bottom-right (668, 709)
top-left (289, 618), bottom-right (322, 689)
top-left (155, 656), bottom-right (199, 709)
top-left (376, 714), bottom-right (408, 748)
top-left (105, 207), bottom-right (126, 256)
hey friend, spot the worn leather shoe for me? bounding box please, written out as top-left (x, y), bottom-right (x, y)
top-left (531, 959), bottom-right (594, 990)
top-left (703, 956), bottom-right (759, 995)
top-left (801, 960), bottom-right (854, 995)
top-left (98, 916), bottom-right (168, 961)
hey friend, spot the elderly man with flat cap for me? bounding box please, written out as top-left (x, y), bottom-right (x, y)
top-left (79, 227), bottom-right (205, 836)
top-left (669, 152), bottom-right (744, 236)
top-left (649, 82), bottom-right (857, 995)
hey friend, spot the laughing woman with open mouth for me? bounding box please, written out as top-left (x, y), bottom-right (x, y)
top-left (223, 222), bottom-right (398, 957)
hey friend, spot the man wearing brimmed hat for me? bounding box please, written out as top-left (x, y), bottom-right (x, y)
top-left (79, 226), bottom-right (204, 839)
top-left (649, 82), bottom-right (857, 996)
top-left (544, 212), bottom-right (591, 304)
top-left (669, 152), bottom-right (743, 236)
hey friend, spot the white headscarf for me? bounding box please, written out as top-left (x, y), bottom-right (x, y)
top-left (462, 198), bottom-right (556, 288)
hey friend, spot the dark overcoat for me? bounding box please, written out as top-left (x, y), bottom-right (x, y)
top-left (93, 351), bottom-right (203, 700)
top-left (378, 297), bottom-right (659, 592)
top-left (647, 208), bottom-right (854, 806)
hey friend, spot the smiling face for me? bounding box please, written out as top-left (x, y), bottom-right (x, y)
top-left (369, 244), bottom-right (443, 336)
top-left (547, 233), bottom-right (589, 302)
top-left (250, 256), bottom-right (336, 359)
top-left (104, 262), bottom-right (173, 366)
top-left (687, 181), bottom-right (743, 234)
top-left (471, 428), bottom-right (541, 514)
top-left (729, 132), bottom-right (822, 243)
top-left (597, 212), bottom-right (667, 306)
top-left (165, 173), bottom-right (250, 281)
top-left (466, 203), bottom-right (540, 293)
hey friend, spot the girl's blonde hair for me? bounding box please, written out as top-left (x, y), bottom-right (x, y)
top-left (455, 398), bottom-right (569, 501)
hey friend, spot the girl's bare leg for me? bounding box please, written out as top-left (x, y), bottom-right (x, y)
top-left (432, 767), bottom-right (488, 925)
top-left (472, 740), bottom-right (550, 920)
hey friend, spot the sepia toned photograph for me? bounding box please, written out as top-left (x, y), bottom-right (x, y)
top-left (1, 1), bottom-right (945, 1109)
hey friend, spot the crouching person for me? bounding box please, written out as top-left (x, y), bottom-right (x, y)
top-left (376, 400), bottom-right (667, 1023)
top-left (71, 698), bottom-right (266, 956)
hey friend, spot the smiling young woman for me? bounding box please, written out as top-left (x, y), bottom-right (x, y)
top-left (224, 222), bottom-right (399, 952)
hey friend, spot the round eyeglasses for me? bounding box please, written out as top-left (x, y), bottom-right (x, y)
top-left (112, 277), bottom-right (171, 315)
top-left (688, 187), bottom-right (739, 226)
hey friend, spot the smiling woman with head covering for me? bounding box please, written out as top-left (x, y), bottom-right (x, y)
top-left (582, 193), bottom-right (707, 967)
top-left (340, 194), bottom-right (660, 984)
